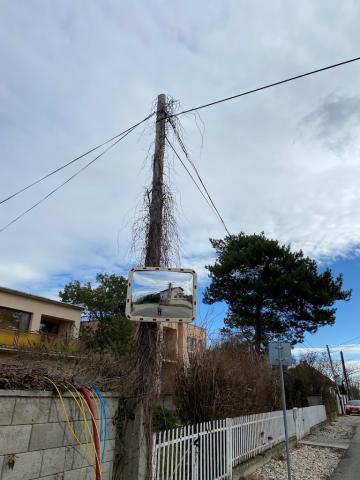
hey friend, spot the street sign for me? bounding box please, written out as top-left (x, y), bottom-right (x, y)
top-left (125, 267), bottom-right (197, 323)
top-left (268, 342), bottom-right (292, 367)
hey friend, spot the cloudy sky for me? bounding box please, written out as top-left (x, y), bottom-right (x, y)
top-left (1, 1), bottom-right (360, 366)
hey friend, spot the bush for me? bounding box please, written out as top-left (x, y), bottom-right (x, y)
top-left (174, 339), bottom-right (280, 423)
top-left (153, 406), bottom-right (180, 431)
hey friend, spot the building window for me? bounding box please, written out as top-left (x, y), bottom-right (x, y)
top-left (0, 306), bottom-right (31, 331)
top-left (187, 336), bottom-right (197, 353)
top-left (39, 318), bottom-right (60, 335)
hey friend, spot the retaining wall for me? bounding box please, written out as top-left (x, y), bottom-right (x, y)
top-left (0, 390), bottom-right (119, 480)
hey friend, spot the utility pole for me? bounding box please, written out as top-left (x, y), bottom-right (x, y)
top-left (340, 350), bottom-right (351, 401)
top-left (123, 94), bottom-right (167, 480)
top-left (144, 93), bottom-right (166, 266)
top-left (326, 345), bottom-right (344, 415)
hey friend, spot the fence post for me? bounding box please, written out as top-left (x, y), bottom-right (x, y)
top-left (293, 408), bottom-right (299, 440)
top-left (225, 418), bottom-right (233, 478)
top-left (191, 427), bottom-right (198, 480)
top-left (151, 432), bottom-right (157, 480)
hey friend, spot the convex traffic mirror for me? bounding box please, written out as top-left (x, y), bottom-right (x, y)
top-left (126, 268), bottom-right (197, 323)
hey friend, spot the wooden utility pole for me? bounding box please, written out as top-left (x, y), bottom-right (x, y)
top-left (340, 350), bottom-right (351, 400)
top-left (123, 94), bottom-right (167, 480)
top-left (145, 93), bottom-right (166, 266)
top-left (326, 345), bottom-right (344, 415)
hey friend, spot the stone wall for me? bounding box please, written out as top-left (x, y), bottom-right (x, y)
top-left (0, 390), bottom-right (119, 479)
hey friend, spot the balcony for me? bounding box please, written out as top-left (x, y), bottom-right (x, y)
top-left (162, 326), bottom-right (178, 362)
top-left (0, 327), bottom-right (78, 353)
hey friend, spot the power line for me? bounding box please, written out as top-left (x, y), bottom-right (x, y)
top-left (0, 123), bottom-right (142, 234)
top-left (168, 121), bottom-right (231, 235)
top-left (304, 339), bottom-right (315, 349)
top-left (334, 335), bottom-right (360, 348)
top-left (3, 55), bottom-right (359, 208)
top-left (0, 112), bottom-right (155, 207)
top-left (3, 55), bottom-right (359, 207)
top-left (165, 135), bottom-right (230, 235)
top-left (3, 54), bottom-right (357, 233)
top-left (165, 136), bottom-right (215, 213)
top-left (167, 55), bottom-right (360, 119)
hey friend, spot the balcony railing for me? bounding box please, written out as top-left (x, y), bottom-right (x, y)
top-left (0, 327), bottom-right (78, 352)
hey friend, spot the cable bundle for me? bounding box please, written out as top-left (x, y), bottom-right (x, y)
top-left (46, 378), bottom-right (109, 480)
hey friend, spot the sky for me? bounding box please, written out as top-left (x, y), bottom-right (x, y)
top-left (1, 1), bottom-right (360, 369)
top-left (131, 270), bottom-right (194, 300)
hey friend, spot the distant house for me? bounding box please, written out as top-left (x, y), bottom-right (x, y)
top-left (159, 285), bottom-right (186, 304)
top-left (161, 322), bottom-right (206, 397)
top-left (158, 283), bottom-right (192, 309)
top-left (0, 286), bottom-right (82, 350)
top-left (80, 315), bottom-right (206, 400)
top-left (286, 362), bottom-right (341, 416)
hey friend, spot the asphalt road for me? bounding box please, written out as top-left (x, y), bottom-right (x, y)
top-left (331, 416), bottom-right (360, 479)
top-left (132, 303), bottom-right (192, 319)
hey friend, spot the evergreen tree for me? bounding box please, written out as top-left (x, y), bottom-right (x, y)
top-left (204, 233), bottom-right (351, 350)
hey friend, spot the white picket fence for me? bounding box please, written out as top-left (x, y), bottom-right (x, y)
top-left (153, 405), bottom-right (326, 480)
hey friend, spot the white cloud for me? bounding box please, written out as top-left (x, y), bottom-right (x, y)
top-left (293, 344), bottom-right (360, 357)
top-left (2, 0), bottom-right (360, 297)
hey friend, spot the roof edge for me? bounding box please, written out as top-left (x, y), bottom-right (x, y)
top-left (0, 286), bottom-right (83, 311)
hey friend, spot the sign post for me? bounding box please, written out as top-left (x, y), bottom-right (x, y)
top-left (269, 341), bottom-right (292, 480)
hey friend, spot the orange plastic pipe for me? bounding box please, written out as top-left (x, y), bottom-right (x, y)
top-left (79, 388), bottom-right (101, 480)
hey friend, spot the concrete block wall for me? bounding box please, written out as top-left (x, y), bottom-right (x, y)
top-left (0, 390), bottom-right (119, 480)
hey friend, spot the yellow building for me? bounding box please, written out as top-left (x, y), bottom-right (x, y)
top-left (161, 322), bottom-right (206, 395)
top-left (0, 286), bottom-right (82, 350)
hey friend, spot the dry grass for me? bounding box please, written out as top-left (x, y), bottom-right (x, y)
top-left (0, 345), bottom-right (137, 393)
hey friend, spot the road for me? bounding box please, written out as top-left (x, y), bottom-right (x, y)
top-left (132, 303), bottom-right (193, 319)
top-left (331, 416), bottom-right (360, 479)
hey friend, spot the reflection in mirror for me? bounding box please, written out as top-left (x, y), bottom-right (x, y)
top-left (129, 270), bottom-right (195, 321)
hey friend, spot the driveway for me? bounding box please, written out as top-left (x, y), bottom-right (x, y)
top-left (249, 415), bottom-right (359, 480)
top-left (331, 415), bottom-right (360, 479)
top-left (132, 303), bottom-right (192, 318)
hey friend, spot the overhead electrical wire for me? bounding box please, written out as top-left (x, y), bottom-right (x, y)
top-left (167, 55), bottom-right (360, 119)
top-left (165, 135), bottom-right (231, 235)
top-left (334, 335), bottom-right (360, 348)
top-left (2, 55), bottom-right (359, 207)
top-left (303, 339), bottom-right (316, 349)
top-left (2, 55), bottom-right (359, 234)
top-left (168, 121), bottom-right (231, 235)
top-left (0, 111), bottom-right (155, 207)
top-left (166, 136), bottom-right (215, 212)
top-left (0, 119), bottom-right (146, 234)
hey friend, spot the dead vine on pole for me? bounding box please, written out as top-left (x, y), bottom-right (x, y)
top-left (131, 97), bottom-right (180, 267)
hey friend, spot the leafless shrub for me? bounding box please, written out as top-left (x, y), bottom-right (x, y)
top-left (175, 339), bottom-right (280, 423)
top-left (299, 351), bottom-right (342, 381)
